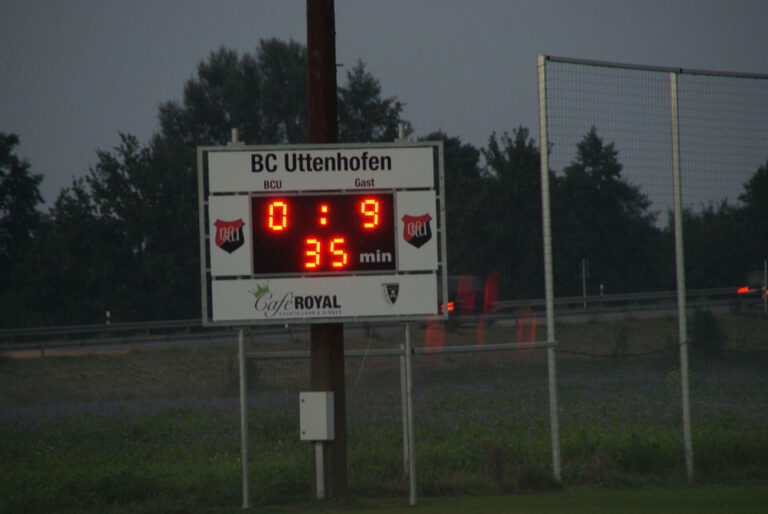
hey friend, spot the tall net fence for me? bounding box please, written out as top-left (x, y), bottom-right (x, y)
top-left (539, 55), bottom-right (768, 483)
top-left (543, 61), bottom-right (674, 296)
top-left (677, 73), bottom-right (768, 288)
top-left (541, 57), bottom-right (768, 296)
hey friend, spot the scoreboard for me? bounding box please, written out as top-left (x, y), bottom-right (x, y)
top-left (198, 142), bottom-right (447, 325)
top-left (250, 193), bottom-right (396, 273)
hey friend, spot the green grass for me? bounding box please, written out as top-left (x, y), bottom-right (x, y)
top-left (254, 485), bottom-right (768, 514)
top-left (3, 316), bottom-right (768, 512)
top-left (3, 405), bottom-right (768, 512)
top-left (0, 409), bottom-right (248, 513)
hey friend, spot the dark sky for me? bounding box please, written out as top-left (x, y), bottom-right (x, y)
top-left (2, 0), bottom-right (767, 204)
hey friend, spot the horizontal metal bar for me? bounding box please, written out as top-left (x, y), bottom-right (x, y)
top-left (414, 341), bottom-right (555, 354)
top-left (245, 350), bottom-right (311, 359)
top-left (245, 348), bottom-right (403, 360)
top-left (544, 55), bottom-right (768, 80)
top-left (245, 341), bottom-right (556, 360)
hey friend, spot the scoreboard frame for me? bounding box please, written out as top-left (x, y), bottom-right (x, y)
top-left (197, 141), bottom-right (448, 326)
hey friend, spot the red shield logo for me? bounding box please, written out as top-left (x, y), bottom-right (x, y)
top-left (214, 219), bottom-right (245, 254)
top-left (402, 214), bottom-right (432, 248)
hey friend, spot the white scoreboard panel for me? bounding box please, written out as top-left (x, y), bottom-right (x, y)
top-left (198, 142), bottom-right (447, 326)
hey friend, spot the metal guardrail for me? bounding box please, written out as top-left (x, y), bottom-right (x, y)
top-left (494, 287), bottom-right (734, 311)
top-left (0, 287), bottom-right (740, 354)
top-left (0, 318), bottom-right (202, 339)
top-left (0, 319), bottom-right (297, 354)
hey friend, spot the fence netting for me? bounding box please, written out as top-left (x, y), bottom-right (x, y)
top-left (540, 55), bottom-right (768, 483)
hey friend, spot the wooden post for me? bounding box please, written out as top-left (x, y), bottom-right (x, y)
top-left (307, 0), bottom-right (347, 498)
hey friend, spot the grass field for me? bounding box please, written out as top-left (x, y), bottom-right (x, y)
top-left (2, 313), bottom-right (768, 512)
top-left (256, 485), bottom-right (768, 514)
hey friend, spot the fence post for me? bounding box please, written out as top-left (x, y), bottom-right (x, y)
top-left (403, 324), bottom-right (417, 505)
top-left (537, 54), bottom-right (562, 482)
top-left (670, 71), bottom-right (694, 482)
top-left (238, 328), bottom-right (252, 508)
top-left (399, 343), bottom-right (409, 482)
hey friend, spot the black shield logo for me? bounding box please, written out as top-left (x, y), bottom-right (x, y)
top-left (382, 283), bottom-right (399, 305)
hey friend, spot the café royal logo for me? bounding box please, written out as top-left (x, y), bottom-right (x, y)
top-left (249, 283), bottom-right (342, 318)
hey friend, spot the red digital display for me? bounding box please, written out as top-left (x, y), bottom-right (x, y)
top-left (251, 193), bottom-right (395, 273)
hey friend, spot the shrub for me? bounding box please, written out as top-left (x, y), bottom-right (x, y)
top-left (691, 308), bottom-right (726, 353)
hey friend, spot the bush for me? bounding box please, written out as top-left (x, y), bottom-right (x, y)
top-left (691, 308), bottom-right (726, 353)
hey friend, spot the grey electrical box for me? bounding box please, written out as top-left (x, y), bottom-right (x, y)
top-left (299, 391), bottom-right (334, 441)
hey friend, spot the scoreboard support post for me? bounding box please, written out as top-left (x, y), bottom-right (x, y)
top-left (307, 0), bottom-right (347, 499)
top-left (237, 328), bottom-right (252, 508)
top-left (199, 84), bottom-right (444, 509)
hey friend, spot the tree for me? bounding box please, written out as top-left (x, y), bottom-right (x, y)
top-left (482, 128), bottom-right (544, 297)
top-left (83, 134), bottom-right (199, 320)
top-left (157, 41), bottom-right (408, 148)
top-left (667, 159), bottom-right (768, 290)
top-left (158, 40), bottom-right (308, 148)
top-left (678, 202), bottom-right (746, 288)
top-left (338, 60), bottom-right (411, 142)
top-left (0, 136), bottom-right (165, 325)
top-left (0, 133), bottom-right (44, 293)
top-left (14, 180), bottom-right (129, 326)
top-left (422, 131), bottom-right (485, 275)
top-left (554, 127), bottom-right (663, 294)
top-left (738, 160), bottom-right (768, 266)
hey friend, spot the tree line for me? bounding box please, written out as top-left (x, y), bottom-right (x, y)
top-left (2, 39), bottom-right (767, 327)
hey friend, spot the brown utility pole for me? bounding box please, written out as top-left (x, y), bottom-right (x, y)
top-left (306, 0), bottom-right (347, 498)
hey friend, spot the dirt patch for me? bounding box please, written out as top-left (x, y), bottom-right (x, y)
top-left (0, 344), bottom-right (238, 405)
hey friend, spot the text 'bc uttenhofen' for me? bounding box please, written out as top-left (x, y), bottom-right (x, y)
top-left (251, 152), bottom-right (393, 173)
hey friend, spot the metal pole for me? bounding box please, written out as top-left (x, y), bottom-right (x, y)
top-left (314, 442), bottom-right (326, 500)
top-left (399, 343), bottom-right (409, 480)
top-left (670, 71), bottom-right (694, 482)
top-left (581, 259), bottom-right (588, 310)
top-left (537, 54), bottom-right (562, 482)
top-left (404, 324), bottom-right (417, 506)
top-left (238, 328), bottom-right (252, 508)
top-left (763, 259), bottom-right (766, 314)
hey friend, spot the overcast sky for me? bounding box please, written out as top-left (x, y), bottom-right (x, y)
top-left (2, 0), bottom-right (767, 205)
